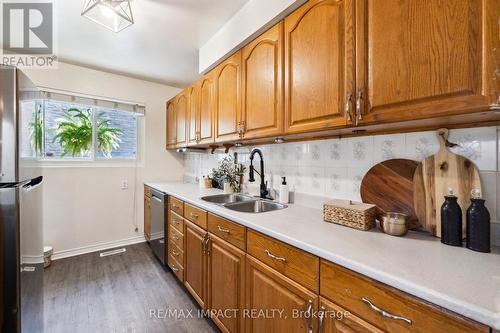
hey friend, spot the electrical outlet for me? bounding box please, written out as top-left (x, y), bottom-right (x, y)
top-left (121, 180), bottom-right (129, 190)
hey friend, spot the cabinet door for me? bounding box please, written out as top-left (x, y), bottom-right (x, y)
top-left (207, 235), bottom-right (245, 333)
top-left (199, 73), bottom-right (215, 144)
top-left (319, 297), bottom-right (383, 333)
top-left (175, 91), bottom-right (188, 147)
top-left (215, 51), bottom-right (242, 142)
top-left (241, 22), bottom-right (284, 139)
top-left (184, 220), bottom-right (208, 308)
top-left (284, 0), bottom-right (355, 134)
top-left (246, 255), bottom-right (318, 333)
top-left (187, 85), bottom-right (199, 146)
top-left (166, 100), bottom-right (176, 148)
top-left (144, 195), bottom-right (151, 241)
top-left (356, 0), bottom-right (499, 125)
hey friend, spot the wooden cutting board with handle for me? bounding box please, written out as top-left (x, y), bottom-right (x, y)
top-left (360, 159), bottom-right (420, 230)
top-left (413, 128), bottom-right (481, 237)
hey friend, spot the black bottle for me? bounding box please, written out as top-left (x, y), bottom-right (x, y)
top-left (440, 188), bottom-right (462, 247)
top-left (466, 189), bottom-right (491, 253)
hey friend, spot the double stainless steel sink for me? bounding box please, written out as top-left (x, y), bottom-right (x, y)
top-left (201, 194), bottom-right (287, 213)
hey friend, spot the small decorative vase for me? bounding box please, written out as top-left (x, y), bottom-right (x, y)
top-left (223, 183), bottom-right (234, 194)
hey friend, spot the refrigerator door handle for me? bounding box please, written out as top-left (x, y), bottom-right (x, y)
top-left (0, 176), bottom-right (43, 190)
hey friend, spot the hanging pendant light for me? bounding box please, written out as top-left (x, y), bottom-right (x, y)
top-left (82, 0), bottom-right (134, 33)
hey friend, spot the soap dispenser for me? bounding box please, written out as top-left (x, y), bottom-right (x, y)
top-left (279, 177), bottom-right (289, 204)
top-left (440, 188), bottom-right (462, 247)
top-left (466, 189), bottom-right (491, 253)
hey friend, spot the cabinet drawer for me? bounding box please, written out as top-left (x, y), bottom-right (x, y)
top-left (168, 254), bottom-right (184, 282)
top-left (207, 213), bottom-right (246, 250)
top-left (247, 230), bottom-right (319, 293)
top-left (169, 224), bottom-right (184, 251)
top-left (169, 196), bottom-right (184, 216)
top-left (320, 260), bottom-right (489, 333)
top-left (169, 211), bottom-right (184, 234)
top-left (184, 203), bottom-right (207, 229)
top-left (168, 240), bottom-right (183, 266)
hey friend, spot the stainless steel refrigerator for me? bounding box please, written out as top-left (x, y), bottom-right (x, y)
top-left (0, 66), bottom-right (44, 333)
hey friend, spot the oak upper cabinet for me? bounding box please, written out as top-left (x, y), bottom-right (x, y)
top-left (207, 234), bottom-right (246, 333)
top-left (241, 22), bottom-right (284, 139)
top-left (184, 220), bottom-right (208, 308)
top-left (319, 297), bottom-right (383, 333)
top-left (245, 255), bottom-right (318, 333)
top-left (198, 73), bottom-right (215, 144)
top-left (187, 85), bottom-right (199, 146)
top-left (215, 51), bottom-right (242, 142)
top-left (166, 100), bottom-right (176, 148)
top-left (284, 0), bottom-right (355, 134)
top-left (356, 0), bottom-right (500, 125)
top-left (175, 91), bottom-right (188, 147)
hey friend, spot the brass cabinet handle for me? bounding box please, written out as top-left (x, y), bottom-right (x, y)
top-left (190, 212), bottom-right (199, 218)
top-left (345, 93), bottom-right (353, 123)
top-left (171, 266), bottom-right (179, 272)
top-left (304, 300), bottom-right (314, 333)
top-left (172, 249), bottom-right (179, 256)
top-left (171, 235), bottom-right (179, 241)
top-left (355, 89), bottom-right (363, 124)
top-left (318, 306), bottom-right (326, 333)
top-left (265, 249), bottom-right (286, 262)
top-left (202, 233), bottom-right (211, 255)
top-left (361, 297), bottom-right (412, 325)
top-left (172, 204), bottom-right (179, 209)
top-left (174, 219), bottom-right (180, 225)
top-left (217, 225), bottom-right (230, 234)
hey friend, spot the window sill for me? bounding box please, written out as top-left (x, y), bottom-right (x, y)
top-left (21, 159), bottom-right (144, 168)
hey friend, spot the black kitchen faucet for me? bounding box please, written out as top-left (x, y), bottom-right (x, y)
top-left (248, 148), bottom-right (270, 199)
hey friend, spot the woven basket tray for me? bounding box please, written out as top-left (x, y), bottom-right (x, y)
top-left (323, 199), bottom-right (377, 231)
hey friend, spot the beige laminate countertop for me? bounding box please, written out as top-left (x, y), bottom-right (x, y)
top-left (146, 182), bottom-right (500, 330)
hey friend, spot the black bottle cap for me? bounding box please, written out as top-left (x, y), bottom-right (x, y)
top-left (282, 177), bottom-right (287, 185)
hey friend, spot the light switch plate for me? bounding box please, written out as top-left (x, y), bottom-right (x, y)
top-left (121, 180), bottom-right (128, 190)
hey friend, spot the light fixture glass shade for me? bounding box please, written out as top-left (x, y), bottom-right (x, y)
top-left (82, 0), bottom-right (134, 33)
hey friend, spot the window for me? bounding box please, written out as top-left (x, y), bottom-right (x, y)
top-left (21, 99), bottom-right (139, 161)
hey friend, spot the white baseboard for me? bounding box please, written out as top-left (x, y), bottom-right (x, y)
top-left (52, 235), bottom-right (147, 260)
top-left (22, 255), bottom-right (44, 265)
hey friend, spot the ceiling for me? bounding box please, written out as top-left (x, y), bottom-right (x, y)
top-left (57, 0), bottom-right (249, 87)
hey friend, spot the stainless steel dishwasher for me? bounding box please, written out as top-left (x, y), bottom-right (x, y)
top-left (149, 188), bottom-right (167, 265)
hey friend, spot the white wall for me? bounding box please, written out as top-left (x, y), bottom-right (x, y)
top-left (23, 62), bottom-right (183, 258)
top-left (199, 0), bottom-right (307, 73)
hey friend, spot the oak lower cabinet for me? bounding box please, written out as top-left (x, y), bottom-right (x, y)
top-left (184, 220), bottom-right (209, 308)
top-left (245, 255), bottom-right (318, 333)
top-left (207, 234), bottom-right (246, 333)
top-left (166, 100), bottom-right (176, 148)
top-left (284, 0), bottom-right (355, 134)
top-left (356, 0), bottom-right (499, 125)
top-left (319, 297), bottom-right (382, 333)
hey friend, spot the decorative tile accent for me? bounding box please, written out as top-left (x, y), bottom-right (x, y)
top-left (373, 134), bottom-right (406, 163)
top-left (324, 167), bottom-right (348, 199)
top-left (347, 136), bottom-right (374, 168)
top-left (323, 138), bottom-right (348, 167)
top-left (405, 131), bottom-right (440, 161)
top-left (449, 127), bottom-right (497, 171)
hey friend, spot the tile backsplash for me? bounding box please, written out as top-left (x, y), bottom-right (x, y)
top-left (183, 126), bottom-right (500, 245)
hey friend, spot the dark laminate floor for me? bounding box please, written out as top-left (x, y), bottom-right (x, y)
top-left (43, 243), bottom-right (219, 333)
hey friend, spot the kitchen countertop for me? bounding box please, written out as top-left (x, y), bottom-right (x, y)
top-left (146, 182), bottom-right (500, 330)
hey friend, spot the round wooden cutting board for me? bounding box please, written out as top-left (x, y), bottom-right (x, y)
top-left (413, 129), bottom-right (481, 238)
top-left (360, 159), bottom-right (420, 230)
